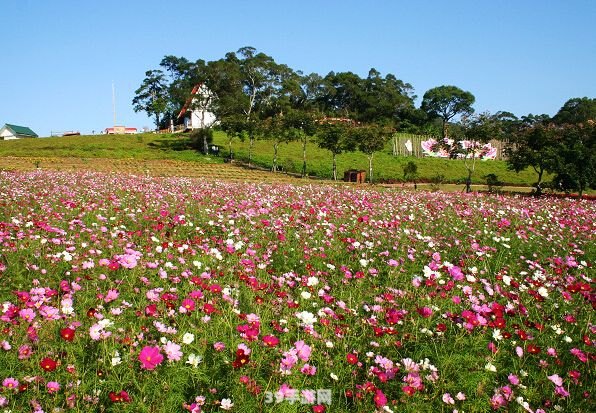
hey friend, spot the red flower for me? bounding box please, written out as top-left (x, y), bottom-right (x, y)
top-left (527, 344), bottom-right (541, 354)
top-left (262, 335), bottom-right (279, 347)
top-left (60, 327), bottom-right (75, 342)
top-left (312, 405), bottom-right (326, 413)
top-left (109, 390), bottom-right (131, 403)
top-left (40, 357), bottom-right (58, 372)
top-left (232, 349), bottom-right (250, 368)
top-left (346, 353), bottom-right (359, 365)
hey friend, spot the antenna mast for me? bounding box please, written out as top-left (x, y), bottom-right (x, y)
top-left (112, 81), bottom-right (116, 126)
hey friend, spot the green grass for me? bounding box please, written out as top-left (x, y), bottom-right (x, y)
top-left (212, 132), bottom-right (541, 186)
top-left (1, 131), bottom-right (542, 185)
top-left (0, 133), bottom-right (220, 163)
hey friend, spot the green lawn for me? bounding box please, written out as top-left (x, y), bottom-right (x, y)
top-left (0, 131), bottom-right (542, 186)
top-left (211, 132), bottom-right (541, 186)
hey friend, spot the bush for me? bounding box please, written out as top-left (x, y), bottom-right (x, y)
top-left (429, 173), bottom-right (445, 191)
top-left (189, 128), bottom-right (214, 153)
top-left (483, 173), bottom-right (503, 193)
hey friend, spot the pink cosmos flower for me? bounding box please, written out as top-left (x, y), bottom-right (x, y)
top-left (104, 289), bottom-right (119, 303)
top-left (547, 374), bottom-right (563, 387)
top-left (18, 344), bottom-right (32, 360)
top-left (301, 364), bottom-right (317, 376)
top-left (442, 393), bottom-right (455, 405)
top-left (301, 389), bottom-right (316, 404)
top-left (555, 386), bottom-right (570, 397)
top-left (138, 346), bottom-right (164, 370)
top-left (276, 383), bottom-right (295, 401)
top-left (47, 381), bottom-right (61, 393)
top-left (294, 340), bottom-right (312, 361)
top-left (164, 341), bottom-right (183, 362)
top-left (19, 308), bottom-right (36, 322)
top-left (213, 342), bottom-right (226, 351)
top-left (2, 377), bottom-right (19, 390)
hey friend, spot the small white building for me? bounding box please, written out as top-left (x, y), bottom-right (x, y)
top-left (0, 124), bottom-right (39, 140)
top-left (177, 84), bottom-right (217, 130)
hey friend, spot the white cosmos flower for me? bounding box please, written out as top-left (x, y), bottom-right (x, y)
top-left (111, 351), bottom-right (122, 366)
top-left (296, 311), bottom-right (317, 326)
top-left (220, 398), bottom-right (234, 410)
top-left (182, 333), bottom-right (195, 345)
top-left (186, 353), bottom-right (203, 368)
top-left (485, 362), bottom-right (497, 372)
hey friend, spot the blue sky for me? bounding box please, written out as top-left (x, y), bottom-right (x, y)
top-left (2, 0), bottom-right (595, 137)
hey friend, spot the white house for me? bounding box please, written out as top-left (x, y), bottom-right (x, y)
top-left (0, 124), bottom-right (39, 140)
top-left (177, 84), bottom-right (217, 130)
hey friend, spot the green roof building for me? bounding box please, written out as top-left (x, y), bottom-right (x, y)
top-left (0, 124), bottom-right (39, 140)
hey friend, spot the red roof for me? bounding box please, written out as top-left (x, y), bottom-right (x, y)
top-left (177, 84), bottom-right (202, 119)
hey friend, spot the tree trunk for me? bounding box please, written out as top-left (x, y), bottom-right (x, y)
top-left (302, 136), bottom-right (307, 178)
top-left (464, 151), bottom-right (477, 193)
top-left (442, 119), bottom-right (448, 140)
top-left (368, 154), bottom-right (374, 184)
top-left (332, 153), bottom-right (337, 181)
top-left (202, 113), bottom-right (208, 154)
top-left (228, 138), bottom-right (233, 160)
top-left (535, 167), bottom-right (544, 196)
top-left (392, 135), bottom-right (397, 156)
top-left (272, 141), bottom-right (279, 172)
top-left (248, 135), bottom-right (254, 166)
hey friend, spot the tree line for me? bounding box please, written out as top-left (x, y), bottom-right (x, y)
top-left (132, 47), bottom-right (595, 194)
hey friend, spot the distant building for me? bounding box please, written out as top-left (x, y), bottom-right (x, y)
top-left (0, 124), bottom-right (39, 140)
top-left (105, 126), bottom-right (138, 134)
top-left (177, 84), bottom-right (217, 130)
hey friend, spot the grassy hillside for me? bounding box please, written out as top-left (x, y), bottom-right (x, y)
top-left (0, 133), bottom-right (213, 162)
top-left (0, 131), bottom-right (541, 185)
top-left (211, 132), bottom-right (540, 186)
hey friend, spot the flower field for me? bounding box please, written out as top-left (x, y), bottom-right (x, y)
top-left (0, 170), bottom-right (593, 413)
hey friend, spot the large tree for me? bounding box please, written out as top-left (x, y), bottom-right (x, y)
top-left (456, 113), bottom-right (500, 193)
top-left (421, 85), bottom-right (475, 139)
top-left (552, 97), bottom-right (596, 125)
top-left (549, 122), bottom-right (595, 197)
top-left (132, 70), bottom-right (169, 130)
top-left (506, 118), bottom-right (557, 196)
top-left (349, 124), bottom-right (393, 183)
top-left (316, 121), bottom-right (353, 180)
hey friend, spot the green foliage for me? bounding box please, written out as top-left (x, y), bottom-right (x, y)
top-left (421, 85), bottom-right (475, 139)
top-left (552, 97), bottom-right (596, 125)
top-left (403, 161), bottom-right (418, 182)
top-left (132, 70), bottom-right (169, 130)
top-left (189, 128), bottom-right (214, 153)
top-left (483, 173), bottom-right (503, 193)
top-left (548, 122), bottom-right (596, 196)
top-left (506, 121), bottom-right (557, 195)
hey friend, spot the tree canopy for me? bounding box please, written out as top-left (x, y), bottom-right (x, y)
top-left (421, 85), bottom-right (475, 139)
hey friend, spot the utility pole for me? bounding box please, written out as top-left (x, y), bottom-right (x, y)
top-left (112, 81), bottom-right (116, 126)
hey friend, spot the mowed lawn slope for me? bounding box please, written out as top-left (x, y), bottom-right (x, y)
top-left (0, 132), bottom-right (540, 185)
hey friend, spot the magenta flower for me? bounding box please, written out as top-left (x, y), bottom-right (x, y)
top-left (373, 389), bottom-right (387, 407)
top-left (138, 346), bottom-right (164, 370)
top-left (2, 377), bottom-right (19, 390)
